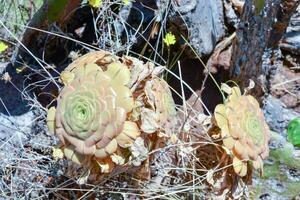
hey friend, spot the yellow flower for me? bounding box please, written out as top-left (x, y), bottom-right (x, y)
top-left (123, 0), bottom-right (130, 5)
top-left (0, 41), bottom-right (8, 53)
top-left (163, 32), bottom-right (176, 47)
top-left (88, 0), bottom-right (102, 8)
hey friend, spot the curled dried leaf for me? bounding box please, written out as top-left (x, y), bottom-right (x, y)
top-left (130, 137), bottom-right (148, 166)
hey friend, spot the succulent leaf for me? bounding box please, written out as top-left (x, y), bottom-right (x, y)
top-left (233, 157), bottom-right (247, 177)
top-left (47, 107), bottom-right (56, 133)
top-left (63, 145), bottom-right (85, 165)
top-left (105, 62), bottom-right (130, 85)
top-left (60, 71), bottom-right (75, 85)
top-left (116, 121), bottom-right (141, 148)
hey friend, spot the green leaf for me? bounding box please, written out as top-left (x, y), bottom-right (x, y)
top-left (254, 0), bottom-right (265, 15)
top-left (287, 118), bottom-right (300, 147)
top-left (47, 0), bottom-right (69, 23)
top-left (0, 41), bottom-right (8, 53)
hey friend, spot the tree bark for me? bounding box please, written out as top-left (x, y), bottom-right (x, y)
top-left (268, 0), bottom-right (300, 48)
top-left (13, 0), bottom-right (81, 66)
top-left (230, 0), bottom-right (300, 97)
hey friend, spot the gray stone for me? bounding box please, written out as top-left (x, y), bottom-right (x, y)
top-left (0, 62), bottom-right (56, 198)
top-left (0, 111), bottom-right (34, 143)
top-left (280, 5), bottom-right (300, 54)
top-left (263, 95), bottom-right (299, 135)
top-left (174, 0), bottom-right (226, 56)
top-left (0, 62), bottom-right (34, 143)
top-left (223, 0), bottom-right (239, 28)
top-left (0, 63), bottom-right (30, 116)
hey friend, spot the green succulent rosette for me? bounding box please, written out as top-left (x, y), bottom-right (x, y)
top-left (47, 56), bottom-right (140, 165)
top-left (214, 85), bottom-right (270, 176)
top-left (287, 118), bottom-right (300, 147)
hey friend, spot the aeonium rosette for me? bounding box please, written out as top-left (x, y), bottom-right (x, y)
top-left (47, 58), bottom-right (140, 165)
top-left (214, 85), bottom-right (270, 176)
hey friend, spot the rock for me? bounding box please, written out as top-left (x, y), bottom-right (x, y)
top-left (223, 0), bottom-right (239, 28)
top-left (0, 63), bottom-right (30, 115)
top-left (281, 32), bottom-right (300, 55)
top-left (285, 4), bottom-right (300, 33)
top-left (263, 95), bottom-right (299, 135)
top-left (259, 193), bottom-right (272, 200)
top-left (0, 62), bottom-right (34, 143)
top-left (280, 5), bottom-right (300, 54)
top-left (269, 64), bottom-right (300, 113)
top-left (0, 111), bottom-right (34, 142)
top-left (0, 62), bottom-right (57, 198)
top-left (173, 0), bottom-right (226, 56)
top-left (0, 108), bottom-right (54, 197)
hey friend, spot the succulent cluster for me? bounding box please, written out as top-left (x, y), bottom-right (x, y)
top-left (214, 85), bottom-right (270, 176)
top-left (47, 51), bottom-right (176, 175)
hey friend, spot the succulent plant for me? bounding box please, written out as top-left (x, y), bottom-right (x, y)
top-left (214, 85), bottom-right (270, 176)
top-left (47, 51), bottom-right (177, 177)
top-left (287, 118), bottom-right (300, 147)
top-left (141, 77), bottom-right (177, 134)
top-left (47, 51), bottom-right (140, 165)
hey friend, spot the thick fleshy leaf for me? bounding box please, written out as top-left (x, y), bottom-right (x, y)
top-left (105, 139), bottom-right (118, 154)
top-left (122, 121), bottom-right (141, 139)
top-left (233, 140), bottom-right (248, 160)
top-left (220, 123), bottom-right (230, 138)
top-left (214, 104), bottom-right (227, 128)
top-left (95, 124), bottom-right (116, 148)
top-left (252, 156), bottom-right (263, 170)
top-left (84, 63), bottom-right (101, 76)
top-left (63, 146), bottom-right (85, 165)
top-left (105, 62), bottom-right (130, 85)
top-left (116, 121), bottom-right (140, 147)
top-left (233, 157), bottom-right (247, 177)
top-left (228, 86), bottom-right (241, 103)
top-left (220, 83), bottom-right (232, 95)
top-left (95, 148), bottom-right (107, 158)
top-left (47, 107), bottom-right (56, 133)
top-left (115, 133), bottom-right (133, 148)
top-left (60, 71), bottom-right (75, 85)
top-left (223, 135), bottom-right (235, 150)
top-left (63, 133), bottom-right (96, 155)
top-left (247, 95), bottom-right (260, 109)
top-left (113, 84), bottom-right (134, 112)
